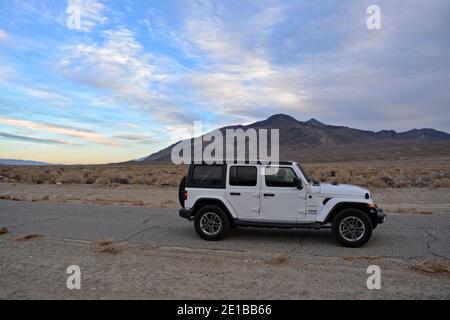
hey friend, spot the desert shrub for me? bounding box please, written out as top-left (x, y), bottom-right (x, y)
top-left (85, 176), bottom-right (96, 184)
top-left (327, 169), bottom-right (337, 177)
top-left (379, 175), bottom-right (395, 187)
top-left (367, 177), bottom-right (387, 188)
top-left (0, 160), bottom-right (448, 188)
top-left (393, 179), bottom-right (409, 188)
top-left (432, 178), bottom-right (450, 188)
top-left (59, 171), bottom-right (86, 184)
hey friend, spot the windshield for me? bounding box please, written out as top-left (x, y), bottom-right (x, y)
top-left (295, 163), bottom-right (311, 184)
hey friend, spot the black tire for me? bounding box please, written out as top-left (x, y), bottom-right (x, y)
top-left (194, 205), bottom-right (229, 241)
top-left (178, 176), bottom-right (186, 208)
top-left (332, 209), bottom-right (373, 247)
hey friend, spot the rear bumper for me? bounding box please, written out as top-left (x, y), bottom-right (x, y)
top-left (179, 208), bottom-right (194, 220)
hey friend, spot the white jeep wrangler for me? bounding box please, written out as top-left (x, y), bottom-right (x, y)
top-left (179, 161), bottom-right (386, 247)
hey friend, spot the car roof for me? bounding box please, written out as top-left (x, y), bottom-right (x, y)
top-left (188, 161), bottom-right (296, 165)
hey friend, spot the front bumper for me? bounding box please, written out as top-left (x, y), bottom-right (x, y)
top-left (179, 208), bottom-right (194, 220)
top-left (370, 207), bottom-right (386, 224)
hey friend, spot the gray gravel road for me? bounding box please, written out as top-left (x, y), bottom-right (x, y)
top-left (1, 200), bottom-right (449, 259)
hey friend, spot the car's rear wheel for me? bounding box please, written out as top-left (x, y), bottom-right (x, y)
top-left (332, 209), bottom-right (373, 247)
top-left (194, 205), bottom-right (229, 241)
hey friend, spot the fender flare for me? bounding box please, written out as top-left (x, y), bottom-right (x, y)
top-left (190, 195), bottom-right (238, 219)
top-left (316, 197), bottom-right (372, 223)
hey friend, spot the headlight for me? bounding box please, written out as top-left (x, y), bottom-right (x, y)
top-left (368, 203), bottom-right (377, 209)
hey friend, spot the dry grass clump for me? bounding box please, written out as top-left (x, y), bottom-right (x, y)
top-left (16, 234), bottom-right (42, 241)
top-left (96, 239), bottom-right (119, 254)
top-left (0, 227), bottom-right (9, 235)
top-left (410, 260), bottom-right (450, 276)
top-left (432, 178), bottom-right (450, 188)
top-left (0, 194), bottom-right (24, 201)
top-left (131, 200), bottom-right (145, 206)
top-left (160, 200), bottom-right (177, 208)
top-left (266, 255), bottom-right (289, 266)
top-left (342, 256), bottom-right (378, 262)
top-left (92, 198), bottom-right (145, 206)
top-left (97, 239), bottom-right (114, 246)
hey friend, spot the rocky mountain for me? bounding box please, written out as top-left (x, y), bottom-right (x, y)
top-left (141, 114), bottom-right (450, 163)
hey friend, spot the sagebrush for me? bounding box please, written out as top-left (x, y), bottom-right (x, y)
top-left (1, 158), bottom-right (449, 189)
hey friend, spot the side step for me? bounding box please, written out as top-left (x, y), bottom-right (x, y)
top-left (234, 220), bottom-right (328, 230)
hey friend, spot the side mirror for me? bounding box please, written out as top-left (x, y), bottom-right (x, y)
top-left (294, 177), bottom-right (303, 190)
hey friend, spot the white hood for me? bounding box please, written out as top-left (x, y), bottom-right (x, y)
top-left (319, 183), bottom-right (369, 198)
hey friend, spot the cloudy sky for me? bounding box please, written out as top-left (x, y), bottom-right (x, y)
top-left (0, 0), bottom-right (449, 164)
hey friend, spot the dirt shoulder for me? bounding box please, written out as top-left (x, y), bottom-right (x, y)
top-left (372, 188), bottom-right (450, 215)
top-left (0, 183), bottom-right (178, 208)
top-left (0, 236), bottom-right (449, 299)
top-left (1, 183), bottom-right (449, 214)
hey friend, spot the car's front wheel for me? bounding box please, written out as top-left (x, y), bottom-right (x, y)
top-left (194, 205), bottom-right (229, 241)
top-left (332, 209), bottom-right (373, 247)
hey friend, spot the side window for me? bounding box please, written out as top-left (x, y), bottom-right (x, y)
top-left (229, 166), bottom-right (257, 187)
top-left (191, 165), bottom-right (224, 187)
top-left (265, 167), bottom-right (297, 187)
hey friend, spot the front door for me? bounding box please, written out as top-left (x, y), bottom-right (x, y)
top-left (261, 166), bottom-right (307, 222)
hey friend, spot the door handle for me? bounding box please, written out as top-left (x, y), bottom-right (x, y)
top-left (263, 193), bottom-right (275, 197)
top-left (230, 192), bottom-right (241, 196)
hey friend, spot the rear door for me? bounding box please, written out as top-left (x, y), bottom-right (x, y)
top-left (226, 165), bottom-right (260, 218)
top-left (185, 164), bottom-right (227, 209)
top-left (261, 166), bottom-right (307, 222)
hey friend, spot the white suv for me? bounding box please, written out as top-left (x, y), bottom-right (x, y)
top-left (179, 161), bottom-right (386, 247)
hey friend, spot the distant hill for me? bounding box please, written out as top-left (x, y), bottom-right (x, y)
top-left (0, 159), bottom-right (54, 166)
top-left (141, 114), bottom-right (450, 163)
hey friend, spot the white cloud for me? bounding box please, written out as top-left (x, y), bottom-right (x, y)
top-left (168, 1), bottom-right (309, 119)
top-left (0, 132), bottom-right (79, 146)
top-left (118, 122), bottom-right (138, 129)
top-left (0, 29), bottom-right (8, 42)
top-left (24, 87), bottom-right (70, 108)
top-left (165, 124), bottom-right (196, 143)
top-left (59, 27), bottom-right (181, 121)
top-left (0, 116), bottom-right (118, 146)
top-left (58, 25), bottom-right (203, 133)
top-left (0, 2), bottom-right (313, 137)
top-left (114, 134), bottom-right (158, 144)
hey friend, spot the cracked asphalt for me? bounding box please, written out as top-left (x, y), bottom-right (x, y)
top-left (1, 200), bottom-right (449, 259)
top-left (1, 200), bottom-right (450, 299)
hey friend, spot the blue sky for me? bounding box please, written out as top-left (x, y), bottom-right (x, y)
top-left (0, 0), bottom-right (449, 164)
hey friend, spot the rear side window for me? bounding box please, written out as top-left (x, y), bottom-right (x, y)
top-left (229, 166), bottom-right (257, 186)
top-left (265, 167), bottom-right (297, 187)
top-left (190, 165), bottom-right (225, 187)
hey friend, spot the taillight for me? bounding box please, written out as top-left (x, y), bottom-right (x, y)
top-left (183, 191), bottom-right (188, 200)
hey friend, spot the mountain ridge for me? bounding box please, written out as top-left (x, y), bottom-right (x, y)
top-left (142, 114), bottom-right (450, 162)
top-left (0, 159), bottom-right (55, 166)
